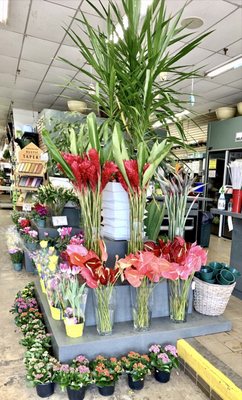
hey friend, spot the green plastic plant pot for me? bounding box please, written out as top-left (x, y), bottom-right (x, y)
top-left (200, 266), bottom-right (214, 281)
top-left (217, 269), bottom-right (235, 285)
top-left (229, 267), bottom-right (241, 278)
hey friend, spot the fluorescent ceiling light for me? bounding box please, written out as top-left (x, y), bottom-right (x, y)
top-left (206, 54), bottom-right (242, 78)
top-left (153, 110), bottom-right (190, 128)
top-left (0, 0), bottom-right (9, 24)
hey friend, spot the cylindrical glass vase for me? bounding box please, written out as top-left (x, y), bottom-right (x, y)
top-left (130, 282), bottom-right (153, 331)
top-left (93, 286), bottom-right (116, 335)
top-left (168, 279), bottom-right (190, 323)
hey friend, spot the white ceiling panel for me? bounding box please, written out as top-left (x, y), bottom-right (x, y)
top-left (227, 78), bottom-right (242, 89)
top-left (0, 87), bottom-right (13, 98)
top-left (15, 77), bottom-right (41, 92)
top-left (18, 60), bottom-right (49, 81)
top-left (200, 8), bottom-right (242, 51)
top-left (52, 96), bottom-right (69, 108)
top-left (177, 0), bottom-right (237, 41)
top-left (225, 38), bottom-right (242, 57)
top-left (32, 102), bottom-right (50, 111)
top-left (225, 0), bottom-right (242, 5)
top-left (4, 0), bottom-right (31, 34)
top-left (63, 13), bottom-right (106, 46)
top-left (27, 0), bottom-right (76, 42)
top-left (0, 31), bottom-right (23, 58)
top-left (173, 46), bottom-right (214, 67)
top-left (196, 53), bottom-right (231, 72)
top-left (219, 91), bottom-right (242, 104)
top-left (0, 73), bottom-right (15, 89)
top-left (0, 96), bottom-right (11, 106)
top-left (52, 44), bottom-right (85, 70)
top-left (21, 36), bottom-right (59, 64)
top-left (13, 89), bottom-right (36, 101)
top-left (0, 55), bottom-right (18, 75)
top-left (38, 82), bottom-right (63, 95)
top-left (34, 93), bottom-right (59, 103)
top-left (44, 66), bottom-right (75, 84)
top-left (44, 0), bottom-right (81, 9)
top-left (203, 85), bottom-right (241, 100)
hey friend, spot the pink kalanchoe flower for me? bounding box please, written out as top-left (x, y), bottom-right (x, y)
top-left (75, 355), bottom-right (89, 364)
top-left (157, 353), bottom-right (171, 363)
top-left (78, 365), bottom-right (90, 374)
top-left (164, 345), bottom-right (178, 357)
top-left (34, 373), bottom-right (44, 379)
top-left (60, 364), bottom-right (70, 372)
top-left (149, 344), bottom-right (160, 354)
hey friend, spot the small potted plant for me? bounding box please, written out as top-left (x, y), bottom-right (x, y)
top-left (8, 247), bottom-right (23, 271)
top-left (60, 263), bottom-right (88, 338)
top-left (25, 352), bottom-right (58, 398)
top-left (120, 351), bottom-right (150, 390)
top-left (46, 275), bottom-right (63, 320)
top-left (54, 362), bottom-right (91, 400)
top-left (32, 203), bottom-right (48, 228)
top-left (149, 344), bottom-right (179, 383)
top-left (20, 227), bottom-right (39, 251)
top-left (90, 355), bottom-right (122, 396)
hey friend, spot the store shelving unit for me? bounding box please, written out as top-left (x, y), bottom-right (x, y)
top-left (15, 143), bottom-right (47, 209)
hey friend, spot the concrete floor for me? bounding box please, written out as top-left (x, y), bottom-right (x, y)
top-left (0, 209), bottom-right (240, 400)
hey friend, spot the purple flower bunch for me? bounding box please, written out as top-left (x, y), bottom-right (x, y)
top-left (57, 227), bottom-right (72, 240)
top-left (8, 247), bottom-right (23, 263)
top-left (149, 343), bottom-right (179, 373)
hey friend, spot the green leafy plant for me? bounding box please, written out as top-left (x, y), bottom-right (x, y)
top-left (54, 363), bottom-right (91, 391)
top-left (34, 183), bottom-right (78, 216)
top-left (149, 344), bottom-right (179, 373)
top-left (90, 355), bottom-right (122, 387)
top-left (121, 352), bottom-right (150, 381)
top-left (61, 0), bottom-right (210, 151)
top-left (145, 199), bottom-right (165, 241)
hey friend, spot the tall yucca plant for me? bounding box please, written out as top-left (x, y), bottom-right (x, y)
top-left (62, 0), bottom-right (210, 149)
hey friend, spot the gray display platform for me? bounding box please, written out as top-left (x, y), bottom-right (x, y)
top-left (35, 282), bottom-right (232, 363)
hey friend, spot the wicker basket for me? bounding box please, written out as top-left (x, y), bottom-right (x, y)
top-left (193, 277), bottom-right (236, 316)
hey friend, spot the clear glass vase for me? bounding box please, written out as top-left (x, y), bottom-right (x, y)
top-left (93, 286), bottom-right (116, 335)
top-left (130, 282), bottom-right (153, 331)
top-left (168, 279), bottom-right (190, 323)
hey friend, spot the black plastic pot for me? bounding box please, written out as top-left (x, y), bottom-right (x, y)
top-left (36, 382), bottom-right (55, 398)
top-left (98, 385), bottom-right (115, 396)
top-left (154, 370), bottom-right (170, 383)
top-left (128, 374), bottom-right (144, 390)
top-left (67, 386), bottom-right (86, 400)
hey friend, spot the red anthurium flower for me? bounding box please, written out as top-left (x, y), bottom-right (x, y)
top-left (144, 241), bottom-right (161, 257)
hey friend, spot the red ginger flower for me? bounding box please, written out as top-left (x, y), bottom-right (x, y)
top-left (101, 161), bottom-right (119, 191)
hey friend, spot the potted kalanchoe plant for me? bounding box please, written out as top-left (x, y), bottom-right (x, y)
top-left (90, 355), bottom-right (122, 397)
top-left (20, 227), bottom-right (39, 251)
top-left (25, 350), bottom-right (58, 398)
top-left (54, 358), bottom-right (91, 400)
top-left (32, 203), bottom-right (48, 228)
top-left (120, 351), bottom-right (150, 390)
top-left (149, 344), bottom-right (179, 383)
top-left (8, 247), bottom-right (23, 271)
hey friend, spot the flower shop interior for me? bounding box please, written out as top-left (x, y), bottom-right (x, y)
top-left (0, 0), bottom-right (242, 399)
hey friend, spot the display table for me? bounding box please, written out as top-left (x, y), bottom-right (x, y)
top-left (211, 209), bottom-right (242, 295)
top-left (35, 281), bottom-right (232, 362)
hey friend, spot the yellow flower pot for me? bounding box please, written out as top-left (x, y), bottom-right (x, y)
top-left (50, 306), bottom-right (62, 321)
top-left (40, 279), bottom-right (46, 294)
top-left (64, 320), bottom-right (84, 338)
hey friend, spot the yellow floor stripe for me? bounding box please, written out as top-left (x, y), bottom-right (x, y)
top-left (177, 339), bottom-right (242, 400)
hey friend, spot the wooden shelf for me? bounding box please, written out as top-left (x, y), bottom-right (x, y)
top-left (16, 186), bottom-right (40, 191)
top-left (16, 171), bottom-right (45, 177)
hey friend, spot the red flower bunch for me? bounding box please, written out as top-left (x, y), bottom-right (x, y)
top-left (152, 236), bottom-right (207, 280)
top-left (117, 160), bottom-right (150, 193)
top-left (62, 149), bottom-right (101, 191)
top-left (101, 161), bottom-right (119, 191)
top-left (18, 217), bottom-right (31, 229)
top-left (66, 241), bottom-right (119, 288)
top-left (117, 251), bottom-right (171, 287)
top-left (33, 203), bottom-right (48, 218)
